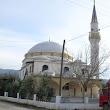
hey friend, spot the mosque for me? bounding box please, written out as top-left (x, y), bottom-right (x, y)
top-left (19, 3), bottom-right (102, 98)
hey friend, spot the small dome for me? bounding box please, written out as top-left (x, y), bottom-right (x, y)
top-left (28, 41), bottom-right (68, 54)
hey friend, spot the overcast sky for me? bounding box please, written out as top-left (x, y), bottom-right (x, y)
top-left (0, 0), bottom-right (110, 78)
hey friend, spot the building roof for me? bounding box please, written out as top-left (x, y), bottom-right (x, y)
top-left (28, 41), bottom-right (68, 54)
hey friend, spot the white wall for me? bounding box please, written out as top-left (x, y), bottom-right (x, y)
top-left (20, 60), bottom-right (71, 79)
top-left (34, 61), bottom-right (70, 75)
top-left (0, 95), bottom-right (102, 110)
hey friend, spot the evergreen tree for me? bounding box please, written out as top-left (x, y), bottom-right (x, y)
top-left (19, 76), bottom-right (35, 99)
top-left (36, 76), bottom-right (54, 101)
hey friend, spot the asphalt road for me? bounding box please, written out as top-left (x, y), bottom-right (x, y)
top-left (0, 101), bottom-right (47, 110)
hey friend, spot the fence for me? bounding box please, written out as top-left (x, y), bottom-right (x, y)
top-left (52, 97), bottom-right (99, 103)
top-left (0, 92), bottom-right (102, 110)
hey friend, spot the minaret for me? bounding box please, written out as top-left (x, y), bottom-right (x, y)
top-left (89, 1), bottom-right (101, 79)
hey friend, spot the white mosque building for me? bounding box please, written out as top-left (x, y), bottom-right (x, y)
top-left (19, 3), bottom-right (102, 98)
top-left (19, 40), bottom-right (73, 80)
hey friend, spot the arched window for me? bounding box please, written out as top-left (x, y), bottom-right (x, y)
top-left (62, 83), bottom-right (69, 90)
top-left (30, 66), bottom-right (31, 73)
top-left (91, 28), bottom-right (94, 31)
top-left (74, 88), bottom-right (76, 96)
top-left (42, 65), bottom-right (48, 72)
top-left (64, 67), bottom-right (69, 73)
top-left (24, 68), bottom-right (28, 78)
top-left (82, 68), bottom-right (85, 75)
top-left (25, 68), bottom-right (28, 75)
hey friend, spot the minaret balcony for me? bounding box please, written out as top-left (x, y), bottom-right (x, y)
top-left (89, 32), bottom-right (101, 41)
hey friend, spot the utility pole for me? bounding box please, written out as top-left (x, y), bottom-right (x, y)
top-left (59, 40), bottom-right (65, 96)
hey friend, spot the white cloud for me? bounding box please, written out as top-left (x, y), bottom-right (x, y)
top-left (0, 28), bottom-right (37, 69)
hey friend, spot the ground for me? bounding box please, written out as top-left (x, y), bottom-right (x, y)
top-left (0, 101), bottom-right (47, 110)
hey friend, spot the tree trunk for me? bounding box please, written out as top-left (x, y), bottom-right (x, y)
top-left (82, 87), bottom-right (85, 103)
top-left (82, 85), bottom-right (87, 103)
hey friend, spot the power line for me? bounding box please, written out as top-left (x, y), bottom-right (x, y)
top-left (76, 0), bottom-right (92, 7)
top-left (100, 24), bottom-right (110, 30)
top-left (1, 24), bottom-right (110, 47)
top-left (65, 0), bottom-right (110, 18)
top-left (0, 23), bottom-right (110, 47)
top-left (0, 40), bottom-right (35, 42)
top-left (66, 23), bottom-right (110, 43)
top-left (79, 0), bottom-right (110, 14)
top-left (0, 45), bottom-right (33, 47)
top-left (65, 0), bottom-right (92, 10)
top-left (90, 0), bottom-right (110, 9)
top-left (66, 33), bottom-right (88, 42)
top-left (99, 23), bottom-right (110, 28)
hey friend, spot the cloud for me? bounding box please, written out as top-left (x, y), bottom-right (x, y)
top-left (0, 0), bottom-right (110, 74)
top-left (0, 28), bottom-right (37, 69)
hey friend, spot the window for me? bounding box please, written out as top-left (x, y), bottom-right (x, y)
top-left (82, 69), bottom-right (85, 75)
top-left (25, 68), bottom-right (28, 77)
top-left (85, 87), bottom-right (87, 92)
top-left (81, 88), bottom-right (82, 92)
top-left (82, 68), bottom-right (88, 75)
top-left (91, 28), bottom-right (93, 31)
top-left (74, 88), bottom-right (76, 96)
top-left (64, 67), bottom-right (69, 73)
top-left (24, 68), bottom-right (28, 78)
top-left (62, 83), bottom-right (69, 90)
top-left (42, 65), bottom-right (48, 71)
top-left (30, 66), bottom-right (31, 73)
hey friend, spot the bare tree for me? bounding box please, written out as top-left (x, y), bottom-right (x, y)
top-left (70, 45), bottom-right (110, 99)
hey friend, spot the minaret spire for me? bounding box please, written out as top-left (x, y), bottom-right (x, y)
top-left (90, 1), bottom-right (98, 32)
top-left (91, 0), bottom-right (98, 23)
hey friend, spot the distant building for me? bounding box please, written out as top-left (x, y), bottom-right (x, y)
top-left (19, 3), bottom-right (102, 98)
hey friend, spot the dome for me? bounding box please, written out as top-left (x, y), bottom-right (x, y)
top-left (28, 41), bottom-right (68, 54)
top-left (25, 41), bottom-right (73, 62)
